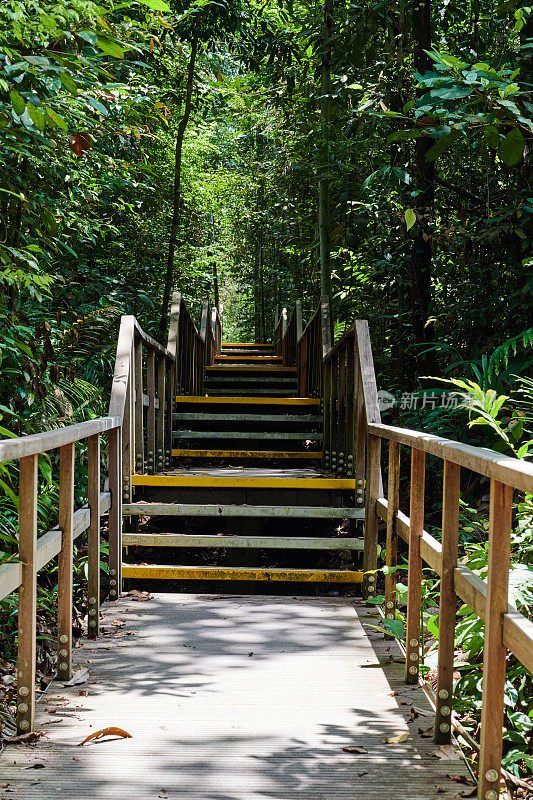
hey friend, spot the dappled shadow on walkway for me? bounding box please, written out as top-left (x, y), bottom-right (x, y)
top-left (1, 594), bottom-right (471, 799)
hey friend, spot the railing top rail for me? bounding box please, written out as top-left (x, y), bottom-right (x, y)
top-left (0, 311), bottom-right (174, 465)
top-left (199, 297), bottom-right (210, 344)
top-left (0, 416), bottom-right (121, 464)
top-left (134, 319), bottom-right (174, 360)
top-left (297, 303), bottom-right (321, 345)
top-left (181, 294), bottom-right (202, 340)
top-left (368, 422), bottom-right (533, 494)
top-left (323, 322), bottom-right (356, 362)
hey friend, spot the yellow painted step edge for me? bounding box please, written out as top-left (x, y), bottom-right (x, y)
top-left (131, 475), bottom-right (355, 489)
top-left (205, 365), bottom-right (296, 372)
top-left (171, 449), bottom-right (322, 459)
top-left (174, 396), bottom-right (320, 405)
top-left (122, 564), bottom-right (363, 582)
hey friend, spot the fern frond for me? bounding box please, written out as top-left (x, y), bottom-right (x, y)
top-left (58, 306), bottom-right (122, 366)
top-left (487, 327), bottom-right (533, 385)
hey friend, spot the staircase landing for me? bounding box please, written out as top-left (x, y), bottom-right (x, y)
top-left (3, 594), bottom-right (472, 799)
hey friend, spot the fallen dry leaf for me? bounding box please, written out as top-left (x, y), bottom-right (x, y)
top-left (341, 745), bottom-right (368, 754)
top-left (62, 668), bottom-right (89, 687)
top-left (78, 727), bottom-right (132, 746)
top-left (386, 733), bottom-right (408, 744)
top-left (388, 690), bottom-right (399, 696)
top-left (6, 730), bottom-right (45, 745)
top-left (447, 775), bottom-right (471, 785)
top-left (436, 786), bottom-right (445, 794)
top-left (418, 726), bottom-right (433, 738)
top-left (23, 763), bottom-right (46, 769)
top-left (72, 756), bottom-right (80, 762)
top-left (435, 744), bottom-right (458, 760)
top-left (459, 788), bottom-right (477, 798)
top-left (126, 590), bottom-right (153, 601)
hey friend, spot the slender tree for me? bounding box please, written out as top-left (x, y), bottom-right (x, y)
top-left (159, 37), bottom-right (199, 337)
top-left (318, 0), bottom-right (333, 303)
top-left (410, 0), bottom-right (435, 368)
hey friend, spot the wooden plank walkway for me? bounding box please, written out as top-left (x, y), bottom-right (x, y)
top-left (2, 594), bottom-right (473, 799)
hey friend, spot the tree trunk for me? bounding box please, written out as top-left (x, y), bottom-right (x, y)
top-left (258, 228), bottom-right (266, 340)
top-left (159, 37), bottom-right (198, 338)
top-left (410, 0), bottom-right (436, 377)
top-left (318, 0), bottom-right (333, 303)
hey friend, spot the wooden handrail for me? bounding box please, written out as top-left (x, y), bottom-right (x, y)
top-left (277, 299), bottom-right (532, 795)
top-left (0, 309), bottom-right (175, 735)
top-left (366, 416), bottom-right (533, 799)
top-left (368, 422), bottom-right (533, 493)
top-left (278, 301), bottom-right (302, 366)
top-left (0, 418), bottom-right (119, 464)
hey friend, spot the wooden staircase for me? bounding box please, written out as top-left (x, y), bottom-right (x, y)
top-left (122, 314), bottom-right (367, 587)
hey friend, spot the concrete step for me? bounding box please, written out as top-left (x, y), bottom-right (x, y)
top-left (123, 502), bottom-right (363, 518)
top-left (172, 431), bottom-right (323, 440)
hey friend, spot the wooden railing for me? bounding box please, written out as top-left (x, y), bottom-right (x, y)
top-left (0, 286), bottom-right (214, 735)
top-left (322, 320), bottom-right (381, 511)
top-left (169, 290), bottom-right (219, 397)
top-left (276, 300), bottom-right (533, 796)
top-left (211, 304), bottom-right (222, 358)
top-left (365, 423), bottom-right (533, 798)
top-left (273, 306), bottom-right (287, 356)
top-left (0, 309), bottom-right (176, 735)
top-left (295, 299), bottom-right (332, 396)
top-left (280, 301), bottom-right (303, 366)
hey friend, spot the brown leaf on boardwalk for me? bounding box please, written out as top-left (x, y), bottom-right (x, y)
top-left (126, 590), bottom-right (153, 601)
top-left (447, 775), bottom-right (471, 785)
top-left (78, 727), bottom-right (132, 746)
top-left (341, 745), bottom-right (368, 754)
top-left (435, 744), bottom-right (457, 760)
top-left (386, 733), bottom-right (408, 744)
top-left (6, 730), bottom-right (45, 745)
top-left (418, 726), bottom-right (433, 738)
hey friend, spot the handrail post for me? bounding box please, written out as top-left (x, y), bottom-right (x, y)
top-left (384, 440), bottom-right (400, 635)
top-left (165, 358), bottom-right (173, 467)
top-left (107, 426), bottom-right (122, 600)
top-left (353, 343), bottom-right (366, 506)
top-left (434, 460), bottom-right (460, 743)
top-left (478, 479), bottom-right (513, 800)
top-left (57, 441), bottom-right (75, 682)
top-left (156, 355), bottom-right (166, 471)
top-left (363, 433), bottom-right (381, 599)
top-left (134, 336), bottom-right (144, 475)
top-left (17, 453), bottom-right (38, 734)
top-left (295, 300), bottom-right (303, 341)
top-left (122, 347), bottom-right (133, 505)
top-left (87, 433), bottom-right (100, 638)
top-left (281, 308), bottom-right (288, 363)
top-left (405, 447), bottom-right (425, 683)
top-left (298, 334), bottom-right (307, 397)
top-left (146, 348), bottom-right (156, 475)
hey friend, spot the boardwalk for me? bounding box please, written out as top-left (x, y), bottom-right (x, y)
top-left (3, 594), bottom-right (472, 799)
